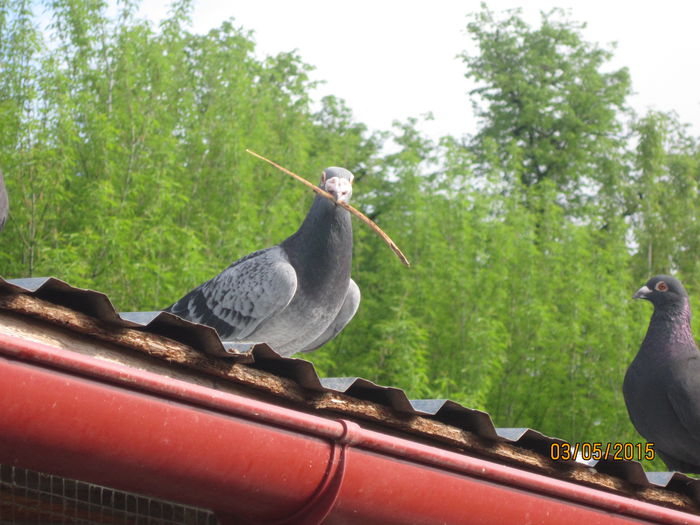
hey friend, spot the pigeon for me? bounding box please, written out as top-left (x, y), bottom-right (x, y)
top-left (624, 275), bottom-right (700, 473)
top-left (0, 169), bottom-right (7, 231)
top-left (165, 167), bottom-right (360, 357)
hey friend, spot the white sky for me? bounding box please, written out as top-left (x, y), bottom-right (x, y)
top-left (138, 1), bottom-right (700, 143)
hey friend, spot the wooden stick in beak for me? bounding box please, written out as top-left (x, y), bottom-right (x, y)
top-left (246, 149), bottom-right (410, 267)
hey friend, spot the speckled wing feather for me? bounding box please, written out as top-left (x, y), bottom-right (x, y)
top-left (166, 246), bottom-right (297, 340)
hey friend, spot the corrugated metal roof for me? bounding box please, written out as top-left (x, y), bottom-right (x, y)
top-left (1, 275), bottom-right (699, 510)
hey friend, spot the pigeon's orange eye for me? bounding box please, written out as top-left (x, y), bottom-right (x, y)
top-left (655, 281), bottom-right (668, 292)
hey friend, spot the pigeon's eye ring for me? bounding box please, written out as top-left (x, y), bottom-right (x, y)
top-left (655, 281), bottom-right (668, 292)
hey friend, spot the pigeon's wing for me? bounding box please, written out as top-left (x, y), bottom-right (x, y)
top-left (166, 246), bottom-right (297, 340)
top-left (300, 278), bottom-right (360, 353)
top-left (666, 355), bottom-right (700, 442)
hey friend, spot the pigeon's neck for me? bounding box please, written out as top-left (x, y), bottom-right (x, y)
top-left (642, 299), bottom-right (696, 357)
top-left (282, 195), bottom-right (353, 285)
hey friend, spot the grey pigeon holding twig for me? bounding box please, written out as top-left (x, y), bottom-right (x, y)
top-left (165, 167), bottom-right (360, 357)
top-left (624, 275), bottom-right (700, 472)
top-left (0, 169), bottom-right (8, 231)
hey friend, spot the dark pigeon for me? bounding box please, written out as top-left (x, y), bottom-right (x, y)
top-left (0, 169), bottom-right (7, 231)
top-left (165, 167), bottom-right (360, 357)
top-left (624, 275), bottom-right (700, 473)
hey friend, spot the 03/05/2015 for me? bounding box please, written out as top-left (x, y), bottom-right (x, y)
top-left (550, 442), bottom-right (655, 461)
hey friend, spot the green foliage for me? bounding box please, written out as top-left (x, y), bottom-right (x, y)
top-left (462, 5), bottom-right (631, 219)
top-left (2, 0), bottom-right (700, 472)
top-left (0, 0), bottom-right (380, 309)
top-left (631, 111), bottom-right (700, 283)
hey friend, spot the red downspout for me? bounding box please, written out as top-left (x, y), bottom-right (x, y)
top-left (0, 332), bottom-right (698, 525)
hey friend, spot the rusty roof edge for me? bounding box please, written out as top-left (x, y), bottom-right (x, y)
top-left (1, 277), bottom-right (237, 358)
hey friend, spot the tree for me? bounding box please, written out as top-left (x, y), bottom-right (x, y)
top-left (462, 5), bottom-right (631, 219)
top-left (631, 111), bottom-right (700, 283)
top-left (0, 0), bottom-right (381, 312)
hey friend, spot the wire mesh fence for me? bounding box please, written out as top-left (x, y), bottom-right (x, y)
top-left (0, 465), bottom-right (219, 525)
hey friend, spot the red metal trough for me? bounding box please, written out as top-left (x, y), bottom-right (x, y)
top-left (1, 331), bottom-right (698, 524)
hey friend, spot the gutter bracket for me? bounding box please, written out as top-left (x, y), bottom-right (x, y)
top-left (219, 419), bottom-right (361, 525)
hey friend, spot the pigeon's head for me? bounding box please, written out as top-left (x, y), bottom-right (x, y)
top-left (320, 167), bottom-right (354, 204)
top-left (633, 275), bottom-right (689, 309)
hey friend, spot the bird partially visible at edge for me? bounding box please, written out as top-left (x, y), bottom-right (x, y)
top-left (624, 275), bottom-right (700, 473)
top-left (0, 169), bottom-right (8, 231)
top-left (165, 167), bottom-right (360, 357)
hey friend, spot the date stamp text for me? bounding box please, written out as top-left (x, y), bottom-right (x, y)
top-left (550, 442), bottom-right (655, 461)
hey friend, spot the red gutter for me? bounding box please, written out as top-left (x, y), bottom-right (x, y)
top-left (0, 331), bottom-right (698, 525)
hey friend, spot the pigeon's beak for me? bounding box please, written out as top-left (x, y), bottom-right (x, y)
top-left (633, 285), bottom-right (652, 300)
top-left (325, 177), bottom-right (353, 204)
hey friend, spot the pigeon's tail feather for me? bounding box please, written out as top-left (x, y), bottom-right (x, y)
top-left (657, 450), bottom-right (700, 474)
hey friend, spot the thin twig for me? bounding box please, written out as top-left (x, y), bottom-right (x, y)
top-left (246, 149), bottom-right (410, 267)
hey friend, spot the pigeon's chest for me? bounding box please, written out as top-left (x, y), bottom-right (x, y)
top-left (285, 236), bottom-right (352, 317)
top-left (623, 353), bottom-right (684, 439)
top-left (624, 350), bottom-right (673, 400)
top-left (287, 267), bottom-right (349, 325)
top-left (257, 285), bottom-right (347, 354)
top-left (266, 217), bottom-right (352, 353)
top-left (256, 261), bottom-right (350, 352)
